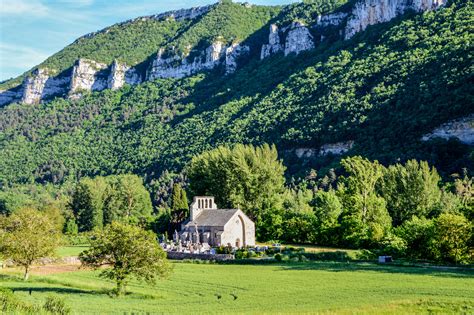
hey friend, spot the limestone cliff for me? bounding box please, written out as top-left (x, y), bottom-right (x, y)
top-left (21, 68), bottom-right (50, 105)
top-left (284, 22), bottom-right (315, 56)
top-left (0, 0), bottom-right (449, 106)
top-left (147, 41), bottom-right (228, 80)
top-left (422, 116), bottom-right (474, 145)
top-left (260, 24), bottom-right (283, 59)
top-left (108, 61), bottom-right (141, 90)
top-left (292, 141), bottom-right (354, 159)
top-left (225, 43), bottom-right (250, 74)
top-left (345, 0), bottom-right (446, 39)
top-left (69, 59), bottom-right (108, 99)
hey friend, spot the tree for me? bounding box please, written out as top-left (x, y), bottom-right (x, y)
top-left (379, 160), bottom-right (441, 226)
top-left (313, 189), bottom-right (343, 245)
top-left (71, 175), bottom-right (153, 231)
top-left (170, 183), bottom-right (189, 226)
top-left (103, 175), bottom-right (153, 226)
top-left (454, 170), bottom-right (473, 220)
top-left (338, 156), bottom-right (391, 247)
top-left (79, 222), bottom-right (171, 296)
top-left (71, 177), bottom-right (107, 232)
top-left (187, 144), bottom-right (285, 222)
top-left (432, 213), bottom-right (472, 264)
top-left (0, 208), bottom-right (62, 280)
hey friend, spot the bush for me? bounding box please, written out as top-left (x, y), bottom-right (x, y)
top-left (378, 234), bottom-right (408, 258)
top-left (0, 288), bottom-right (38, 313)
top-left (432, 213), bottom-right (473, 264)
top-left (274, 253), bottom-right (282, 262)
top-left (43, 295), bottom-right (71, 315)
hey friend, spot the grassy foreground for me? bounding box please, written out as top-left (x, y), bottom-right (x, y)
top-left (1, 262), bottom-right (473, 314)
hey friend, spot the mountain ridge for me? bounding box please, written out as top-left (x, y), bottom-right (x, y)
top-left (0, 0), bottom-right (472, 187)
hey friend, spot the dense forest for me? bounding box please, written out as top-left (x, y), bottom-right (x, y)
top-left (0, 0), bottom-right (472, 262)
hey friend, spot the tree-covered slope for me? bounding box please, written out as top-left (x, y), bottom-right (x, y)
top-left (0, 0), bottom-right (472, 186)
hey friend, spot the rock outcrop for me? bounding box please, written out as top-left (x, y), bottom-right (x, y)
top-left (21, 68), bottom-right (50, 105)
top-left (319, 141), bottom-right (354, 156)
top-left (317, 12), bottom-right (348, 27)
top-left (0, 0), bottom-right (449, 106)
top-left (147, 41), bottom-right (227, 80)
top-left (292, 141), bottom-right (354, 159)
top-left (345, 0), bottom-right (446, 39)
top-left (261, 22), bottom-right (315, 59)
top-left (69, 59), bottom-right (108, 99)
top-left (422, 116), bottom-right (474, 145)
top-left (225, 43), bottom-right (250, 74)
top-left (260, 24), bottom-right (283, 59)
top-left (284, 22), bottom-right (315, 56)
top-left (107, 61), bottom-right (141, 90)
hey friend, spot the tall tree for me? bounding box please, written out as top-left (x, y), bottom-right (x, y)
top-left (0, 208), bottom-right (62, 280)
top-left (432, 213), bottom-right (472, 264)
top-left (187, 143), bottom-right (285, 222)
top-left (339, 156), bottom-right (391, 247)
top-left (170, 183), bottom-right (189, 225)
top-left (379, 160), bottom-right (441, 226)
top-left (79, 222), bottom-right (171, 296)
top-left (71, 177), bottom-right (107, 232)
top-left (104, 175), bottom-right (153, 226)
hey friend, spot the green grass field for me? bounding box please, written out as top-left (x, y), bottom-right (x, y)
top-left (55, 246), bottom-right (89, 258)
top-left (1, 261), bottom-right (473, 314)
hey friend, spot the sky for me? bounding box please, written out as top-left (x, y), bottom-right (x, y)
top-left (0, 0), bottom-right (297, 81)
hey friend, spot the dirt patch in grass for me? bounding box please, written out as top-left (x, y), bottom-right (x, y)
top-left (30, 264), bottom-right (83, 275)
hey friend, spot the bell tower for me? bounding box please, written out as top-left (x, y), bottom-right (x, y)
top-left (190, 196), bottom-right (217, 221)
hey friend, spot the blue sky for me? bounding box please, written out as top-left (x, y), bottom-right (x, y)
top-left (0, 0), bottom-right (297, 81)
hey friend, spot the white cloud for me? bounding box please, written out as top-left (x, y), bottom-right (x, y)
top-left (0, 42), bottom-right (49, 78)
top-left (0, 0), bottom-right (49, 16)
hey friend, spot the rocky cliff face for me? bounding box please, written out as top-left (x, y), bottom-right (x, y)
top-left (225, 43), bottom-right (250, 74)
top-left (284, 22), bottom-right (315, 56)
top-left (292, 141), bottom-right (354, 159)
top-left (21, 69), bottom-right (50, 105)
top-left (146, 40), bottom-right (243, 80)
top-left (69, 59), bottom-right (108, 99)
top-left (261, 22), bottom-right (315, 59)
top-left (108, 61), bottom-right (142, 90)
top-left (0, 0), bottom-right (448, 107)
top-left (345, 0), bottom-right (446, 39)
top-left (422, 116), bottom-right (474, 145)
top-left (260, 24), bottom-right (283, 59)
top-left (317, 12), bottom-right (348, 27)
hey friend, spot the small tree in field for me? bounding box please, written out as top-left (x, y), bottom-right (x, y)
top-left (0, 208), bottom-right (62, 280)
top-left (79, 222), bottom-right (171, 296)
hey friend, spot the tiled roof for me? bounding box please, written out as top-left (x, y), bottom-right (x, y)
top-left (184, 209), bottom-right (239, 227)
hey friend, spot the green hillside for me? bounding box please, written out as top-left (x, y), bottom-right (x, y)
top-left (0, 0), bottom-right (472, 187)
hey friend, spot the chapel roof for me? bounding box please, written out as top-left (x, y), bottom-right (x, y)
top-left (184, 209), bottom-right (240, 227)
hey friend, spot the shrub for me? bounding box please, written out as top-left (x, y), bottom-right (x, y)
top-left (378, 234), bottom-right (408, 258)
top-left (0, 288), bottom-right (38, 313)
top-left (43, 295), bottom-right (71, 315)
top-left (432, 213), bottom-right (473, 264)
top-left (274, 253), bottom-right (282, 262)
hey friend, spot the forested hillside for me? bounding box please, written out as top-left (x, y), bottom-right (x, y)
top-left (0, 0), bottom-right (472, 188)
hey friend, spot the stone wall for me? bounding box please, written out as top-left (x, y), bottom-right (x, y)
top-left (167, 252), bottom-right (234, 261)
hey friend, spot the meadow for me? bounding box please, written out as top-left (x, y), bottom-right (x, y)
top-left (1, 261), bottom-right (473, 314)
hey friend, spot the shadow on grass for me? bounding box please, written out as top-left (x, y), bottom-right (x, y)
top-left (277, 262), bottom-right (474, 279)
top-left (11, 287), bottom-right (98, 295)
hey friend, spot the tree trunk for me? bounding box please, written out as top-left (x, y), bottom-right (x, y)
top-left (116, 279), bottom-right (126, 296)
top-left (23, 265), bottom-right (30, 281)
